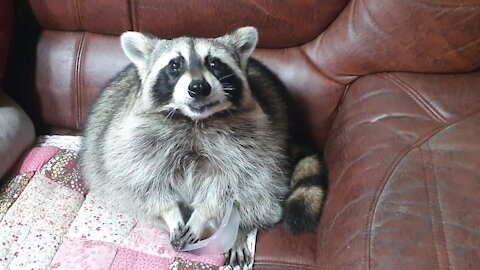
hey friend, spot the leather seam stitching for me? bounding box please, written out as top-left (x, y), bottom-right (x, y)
top-left (255, 260), bottom-right (314, 266)
top-left (368, 128), bottom-right (440, 270)
top-left (366, 109), bottom-right (480, 270)
top-left (383, 73), bottom-right (448, 124)
top-left (255, 260), bottom-right (315, 270)
top-left (428, 141), bottom-right (452, 269)
top-left (72, 34), bottom-right (83, 129)
top-left (75, 33), bottom-right (86, 130)
top-left (422, 145), bottom-right (442, 270)
top-left (79, 33), bottom-right (87, 129)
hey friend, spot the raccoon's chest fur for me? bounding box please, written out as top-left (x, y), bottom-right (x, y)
top-left (103, 112), bottom-right (287, 206)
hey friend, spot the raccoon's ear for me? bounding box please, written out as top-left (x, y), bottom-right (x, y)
top-left (225, 27), bottom-right (258, 62)
top-left (121, 32), bottom-right (156, 69)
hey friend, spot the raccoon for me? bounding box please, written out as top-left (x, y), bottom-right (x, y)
top-left (80, 27), bottom-right (326, 269)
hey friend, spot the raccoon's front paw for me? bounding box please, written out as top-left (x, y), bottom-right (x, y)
top-left (170, 223), bottom-right (201, 251)
top-left (170, 222), bottom-right (187, 251)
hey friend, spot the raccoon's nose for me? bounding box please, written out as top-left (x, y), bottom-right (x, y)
top-left (188, 79), bottom-right (211, 98)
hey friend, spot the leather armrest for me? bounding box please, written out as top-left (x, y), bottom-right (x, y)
top-left (318, 71), bottom-right (480, 269)
top-left (0, 93), bottom-right (35, 179)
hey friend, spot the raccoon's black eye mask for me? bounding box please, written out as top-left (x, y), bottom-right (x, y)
top-left (206, 56), bottom-right (226, 72)
top-left (204, 56), bottom-right (243, 105)
top-left (167, 56), bottom-right (185, 76)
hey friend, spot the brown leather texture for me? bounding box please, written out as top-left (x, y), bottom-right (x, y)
top-left (0, 0), bottom-right (13, 87)
top-left (306, 0), bottom-right (480, 82)
top-left (255, 224), bottom-right (319, 270)
top-left (4, 0), bottom-right (480, 269)
top-left (29, 0), bottom-right (349, 48)
top-left (322, 72), bottom-right (480, 270)
top-left (35, 31), bottom-right (130, 131)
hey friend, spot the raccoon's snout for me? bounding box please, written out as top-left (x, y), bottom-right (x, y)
top-left (188, 79), bottom-right (211, 98)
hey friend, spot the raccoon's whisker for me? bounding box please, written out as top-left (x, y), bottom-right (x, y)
top-left (165, 108), bottom-right (177, 120)
top-left (226, 108), bottom-right (234, 118)
top-left (171, 109), bottom-right (178, 119)
top-left (218, 73), bottom-right (235, 81)
top-left (221, 82), bottom-right (234, 87)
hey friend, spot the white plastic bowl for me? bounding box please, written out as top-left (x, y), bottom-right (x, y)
top-left (181, 201), bottom-right (240, 255)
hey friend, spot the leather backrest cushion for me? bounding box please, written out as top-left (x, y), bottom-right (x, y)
top-left (305, 0), bottom-right (480, 85)
top-left (9, 0), bottom-right (350, 147)
top-left (34, 31), bottom-right (130, 131)
top-left (28, 0), bottom-right (350, 48)
top-left (32, 31), bottom-right (345, 146)
top-left (6, 0), bottom-right (480, 149)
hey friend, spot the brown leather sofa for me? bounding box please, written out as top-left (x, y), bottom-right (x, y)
top-left (3, 0), bottom-right (480, 269)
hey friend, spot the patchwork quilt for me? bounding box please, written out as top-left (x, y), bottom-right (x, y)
top-left (0, 136), bottom-right (256, 270)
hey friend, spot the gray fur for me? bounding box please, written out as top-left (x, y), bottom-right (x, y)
top-left (80, 27), bottom-right (290, 268)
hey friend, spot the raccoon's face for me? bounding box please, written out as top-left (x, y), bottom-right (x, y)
top-left (120, 27), bottom-right (259, 120)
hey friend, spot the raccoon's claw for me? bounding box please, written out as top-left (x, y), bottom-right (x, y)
top-left (170, 223), bottom-right (186, 251)
top-left (171, 236), bottom-right (183, 251)
top-left (170, 224), bottom-right (200, 251)
top-left (224, 244), bottom-right (252, 270)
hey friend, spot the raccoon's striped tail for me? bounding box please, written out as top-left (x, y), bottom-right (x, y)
top-left (284, 154), bottom-right (328, 233)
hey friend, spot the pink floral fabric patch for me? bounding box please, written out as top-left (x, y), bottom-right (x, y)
top-left (13, 146), bottom-right (60, 174)
top-left (65, 193), bottom-right (136, 244)
top-left (121, 223), bottom-right (173, 257)
top-left (48, 238), bottom-right (118, 270)
top-left (122, 223), bottom-right (225, 267)
top-left (111, 248), bottom-right (172, 270)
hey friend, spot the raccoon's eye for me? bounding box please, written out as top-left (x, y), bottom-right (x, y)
top-left (168, 58), bottom-right (183, 72)
top-left (208, 58), bottom-right (224, 70)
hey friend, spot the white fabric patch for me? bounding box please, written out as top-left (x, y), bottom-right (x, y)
top-left (0, 221), bottom-right (30, 269)
top-left (36, 135), bottom-right (82, 151)
top-left (66, 193), bottom-right (137, 244)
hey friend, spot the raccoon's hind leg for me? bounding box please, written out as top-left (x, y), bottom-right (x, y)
top-left (284, 154), bottom-right (328, 233)
top-left (222, 203), bottom-right (282, 269)
top-left (221, 228), bottom-right (252, 270)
